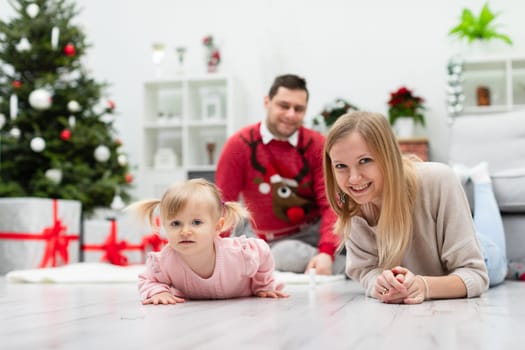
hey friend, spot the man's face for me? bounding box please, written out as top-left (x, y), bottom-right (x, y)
top-left (264, 87), bottom-right (307, 139)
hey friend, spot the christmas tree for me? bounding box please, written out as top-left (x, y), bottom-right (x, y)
top-left (0, 0), bottom-right (132, 214)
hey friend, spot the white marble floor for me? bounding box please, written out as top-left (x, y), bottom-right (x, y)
top-left (0, 278), bottom-right (524, 350)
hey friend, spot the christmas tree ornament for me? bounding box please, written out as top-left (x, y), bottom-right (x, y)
top-left (51, 27), bottom-right (60, 49)
top-left (16, 37), bottom-right (31, 52)
top-left (68, 115), bottom-right (76, 128)
top-left (26, 3), bottom-right (39, 18)
top-left (30, 137), bottom-right (46, 152)
top-left (10, 94), bottom-right (18, 119)
top-left (125, 173), bottom-right (133, 184)
top-left (110, 194), bottom-right (125, 210)
top-left (0, 113), bottom-right (6, 129)
top-left (92, 99), bottom-right (108, 115)
top-left (9, 128), bottom-right (21, 139)
top-left (45, 168), bottom-right (63, 184)
top-left (28, 89), bottom-right (52, 110)
top-left (67, 100), bottom-right (81, 112)
top-left (117, 154), bottom-right (127, 166)
top-left (12, 80), bottom-right (22, 88)
top-left (108, 100), bottom-right (115, 110)
top-left (100, 114), bottom-right (114, 124)
top-left (94, 145), bottom-right (110, 162)
top-left (60, 129), bottom-right (71, 141)
top-left (63, 43), bottom-right (76, 56)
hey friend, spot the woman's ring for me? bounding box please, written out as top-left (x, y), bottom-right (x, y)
top-left (380, 287), bottom-right (389, 295)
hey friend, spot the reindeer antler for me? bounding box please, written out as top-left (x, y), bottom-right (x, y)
top-left (240, 129), bottom-right (266, 175)
top-left (294, 137), bottom-right (312, 182)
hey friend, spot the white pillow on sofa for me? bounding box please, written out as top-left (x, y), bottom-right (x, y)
top-left (449, 111), bottom-right (525, 213)
top-left (492, 168), bottom-right (525, 212)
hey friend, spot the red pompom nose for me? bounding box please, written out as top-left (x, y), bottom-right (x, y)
top-left (286, 207), bottom-right (305, 224)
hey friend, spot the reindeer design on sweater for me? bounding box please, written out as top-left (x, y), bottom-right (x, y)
top-left (240, 130), bottom-right (313, 224)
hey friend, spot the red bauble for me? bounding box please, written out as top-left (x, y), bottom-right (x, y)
top-left (12, 80), bottom-right (22, 88)
top-left (125, 173), bottom-right (133, 184)
top-left (60, 129), bottom-right (72, 141)
top-left (108, 100), bottom-right (116, 110)
top-left (64, 43), bottom-right (76, 56)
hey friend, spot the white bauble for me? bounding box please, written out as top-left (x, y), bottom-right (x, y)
top-left (100, 114), bottom-right (114, 124)
top-left (110, 194), bottom-right (125, 210)
top-left (30, 137), bottom-right (46, 152)
top-left (68, 115), bottom-right (76, 128)
top-left (16, 37), bottom-right (31, 52)
top-left (9, 127), bottom-right (21, 138)
top-left (67, 100), bottom-right (81, 112)
top-left (94, 145), bottom-right (110, 162)
top-left (45, 169), bottom-right (63, 184)
top-left (0, 113), bottom-right (5, 129)
top-left (117, 154), bottom-right (127, 166)
top-left (92, 99), bottom-right (107, 115)
top-left (26, 3), bottom-right (39, 18)
top-left (29, 89), bottom-right (52, 110)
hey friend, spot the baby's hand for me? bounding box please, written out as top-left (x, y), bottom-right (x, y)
top-left (255, 290), bottom-right (290, 298)
top-left (142, 292), bottom-right (185, 305)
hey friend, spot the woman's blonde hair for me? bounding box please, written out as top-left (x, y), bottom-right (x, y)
top-left (323, 111), bottom-right (419, 268)
top-left (126, 178), bottom-right (250, 233)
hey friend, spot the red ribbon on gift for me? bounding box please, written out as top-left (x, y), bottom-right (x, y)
top-left (0, 199), bottom-right (79, 267)
top-left (141, 216), bottom-right (168, 253)
top-left (82, 216), bottom-right (168, 266)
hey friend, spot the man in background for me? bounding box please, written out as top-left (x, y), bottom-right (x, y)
top-left (216, 74), bottom-right (344, 275)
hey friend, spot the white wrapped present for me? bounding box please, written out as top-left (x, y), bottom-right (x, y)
top-left (82, 214), bottom-right (166, 265)
top-left (0, 198), bottom-right (81, 275)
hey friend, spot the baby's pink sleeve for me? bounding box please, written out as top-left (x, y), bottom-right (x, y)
top-left (138, 253), bottom-right (183, 301)
top-left (243, 238), bottom-right (283, 293)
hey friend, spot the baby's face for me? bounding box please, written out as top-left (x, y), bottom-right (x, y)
top-left (164, 200), bottom-right (221, 257)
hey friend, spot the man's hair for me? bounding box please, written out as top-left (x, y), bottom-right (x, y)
top-left (268, 74), bottom-right (309, 100)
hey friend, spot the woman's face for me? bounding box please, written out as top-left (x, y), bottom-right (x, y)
top-left (329, 131), bottom-right (384, 206)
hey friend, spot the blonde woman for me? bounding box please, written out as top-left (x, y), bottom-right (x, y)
top-left (129, 178), bottom-right (288, 305)
top-left (323, 111), bottom-right (505, 304)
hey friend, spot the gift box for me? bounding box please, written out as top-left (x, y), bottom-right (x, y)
top-left (0, 198), bottom-right (81, 275)
top-left (82, 215), bottom-right (167, 265)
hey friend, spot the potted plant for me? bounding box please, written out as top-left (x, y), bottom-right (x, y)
top-left (448, 3), bottom-right (512, 45)
top-left (387, 86), bottom-right (425, 138)
top-left (313, 98), bottom-right (358, 132)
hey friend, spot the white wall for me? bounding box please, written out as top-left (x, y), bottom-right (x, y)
top-left (2, 0), bottom-right (525, 180)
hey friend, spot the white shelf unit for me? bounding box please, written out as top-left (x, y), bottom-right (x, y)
top-left (138, 75), bottom-right (236, 198)
top-left (460, 55), bottom-right (525, 114)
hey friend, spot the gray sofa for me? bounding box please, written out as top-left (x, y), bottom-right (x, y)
top-left (448, 110), bottom-right (525, 262)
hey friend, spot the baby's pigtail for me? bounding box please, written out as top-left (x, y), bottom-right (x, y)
top-left (221, 201), bottom-right (250, 233)
top-left (124, 199), bottom-right (161, 230)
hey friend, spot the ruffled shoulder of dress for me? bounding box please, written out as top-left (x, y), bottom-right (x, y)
top-left (226, 235), bottom-right (269, 276)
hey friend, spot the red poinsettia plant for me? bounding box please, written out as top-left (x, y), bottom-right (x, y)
top-left (387, 86), bottom-right (426, 126)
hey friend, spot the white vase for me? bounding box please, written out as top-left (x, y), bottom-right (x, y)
top-left (394, 117), bottom-right (415, 138)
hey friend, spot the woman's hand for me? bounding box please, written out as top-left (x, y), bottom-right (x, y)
top-left (374, 267), bottom-right (407, 303)
top-left (142, 292), bottom-right (185, 305)
top-left (375, 266), bottom-right (426, 304)
top-left (256, 290), bottom-right (290, 298)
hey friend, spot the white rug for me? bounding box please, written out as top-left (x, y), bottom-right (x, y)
top-left (6, 263), bottom-right (145, 284)
top-left (5, 263), bottom-right (345, 284)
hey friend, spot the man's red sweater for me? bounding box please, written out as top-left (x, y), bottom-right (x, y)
top-left (216, 122), bottom-right (340, 258)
